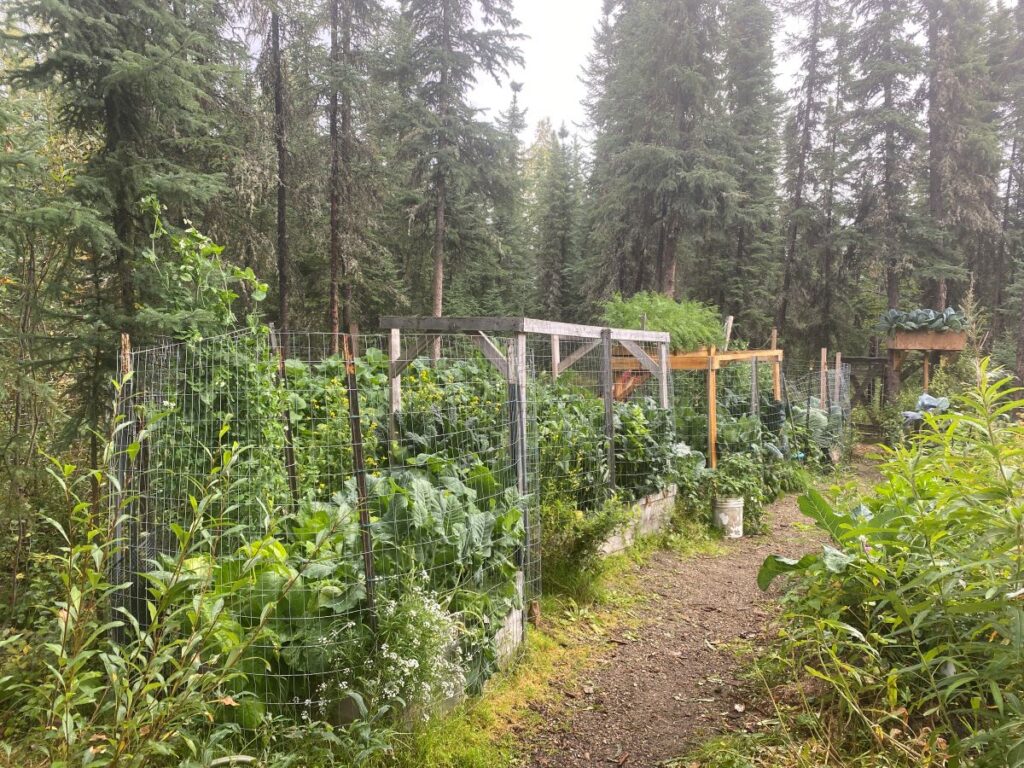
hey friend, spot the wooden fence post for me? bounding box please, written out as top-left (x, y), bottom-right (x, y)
top-left (551, 334), bottom-right (560, 382)
top-left (834, 352), bottom-right (843, 405)
top-left (600, 329), bottom-right (616, 490)
top-left (658, 341), bottom-right (670, 410)
top-left (708, 346), bottom-right (718, 470)
top-left (770, 328), bottom-right (782, 401)
top-left (820, 347), bottom-right (828, 405)
top-left (388, 328), bottom-right (401, 439)
top-left (342, 333), bottom-right (378, 633)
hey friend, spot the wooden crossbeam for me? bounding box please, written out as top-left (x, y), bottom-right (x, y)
top-left (617, 339), bottom-right (661, 377)
top-left (389, 335), bottom-right (435, 377)
top-left (470, 331), bottom-right (509, 380)
top-left (557, 338), bottom-right (602, 376)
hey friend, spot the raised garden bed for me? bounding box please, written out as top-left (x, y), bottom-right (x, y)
top-left (888, 329), bottom-right (966, 351)
top-left (600, 484), bottom-right (679, 556)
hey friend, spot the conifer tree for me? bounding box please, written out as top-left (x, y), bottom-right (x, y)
top-left (848, 0), bottom-right (921, 313)
top-left (706, 0), bottom-right (782, 340)
top-left (391, 0), bottom-right (521, 317)
top-left (532, 124), bottom-right (580, 320)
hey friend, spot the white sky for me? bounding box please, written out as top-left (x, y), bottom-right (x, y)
top-left (470, 0), bottom-right (605, 144)
top-left (470, 0), bottom-right (800, 147)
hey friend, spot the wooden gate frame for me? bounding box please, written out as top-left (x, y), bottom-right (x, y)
top-left (379, 316), bottom-right (672, 492)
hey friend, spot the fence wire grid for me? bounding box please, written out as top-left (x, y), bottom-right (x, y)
top-left (112, 328), bottom-right (540, 723)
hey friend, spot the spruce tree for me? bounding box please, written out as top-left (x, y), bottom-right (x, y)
top-left (848, 0), bottom-right (921, 313)
top-left (588, 0), bottom-right (733, 299)
top-left (710, 0), bottom-right (781, 341)
top-left (391, 0), bottom-right (521, 317)
top-left (532, 124), bottom-right (580, 320)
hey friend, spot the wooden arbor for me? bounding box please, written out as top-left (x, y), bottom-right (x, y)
top-left (379, 316), bottom-right (672, 491)
top-left (887, 329), bottom-right (966, 393)
top-left (612, 334), bottom-right (785, 470)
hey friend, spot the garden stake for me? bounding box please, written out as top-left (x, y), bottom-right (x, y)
top-left (342, 331), bottom-right (378, 634)
top-left (269, 324), bottom-right (300, 508)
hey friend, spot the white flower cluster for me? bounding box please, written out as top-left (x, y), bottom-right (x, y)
top-left (324, 584), bottom-right (465, 721)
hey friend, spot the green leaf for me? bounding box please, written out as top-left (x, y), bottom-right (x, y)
top-left (757, 553), bottom-right (817, 591)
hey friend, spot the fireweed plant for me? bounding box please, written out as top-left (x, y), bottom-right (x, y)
top-left (760, 361), bottom-right (1024, 765)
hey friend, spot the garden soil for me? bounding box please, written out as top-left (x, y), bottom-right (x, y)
top-left (523, 493), bottom-right (827, 767)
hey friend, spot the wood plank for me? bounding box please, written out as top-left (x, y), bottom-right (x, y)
top-left (389, 335), bottom-right (434, 377)
top-left (770, 328), bottom-right (781, 401)
top-left (613, 371), bottom-right (650, 401)
top-left (723, 315), bottom-right (734, 351)
top-left (833, 352), bottom-right (842, 404)
top-left (551, 334), bottom-right (560, 382)
top-left (558, 338), bottom-right (602, 375)
top-left (618, 339), bottom-right (662, 377)
top-left (820, 347), bottom-right (828, 405)
top-left (888, 329), bottom-right (967, 351)
top-left (600, 330), bottom-right (616, 489)
top-left (381, 315), bottom-right (525, 333)
top-left (470, 331), bottom-right (509, 380)
top-left (379, 315), bottom-right (670, 344)
top-left (658, 342), bottom-right (670, 409)
top-left (388, 329), bottom-right (402, 428)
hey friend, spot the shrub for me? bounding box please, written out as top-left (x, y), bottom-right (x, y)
top-left (601, 292), bottom-right (724, 352)
top-left (539, 497), bottom-right (631, 596)
top-left (759, 361), bottom-right (1024, 764)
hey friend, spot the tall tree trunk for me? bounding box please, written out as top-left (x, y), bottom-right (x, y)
top-left (926, 0), bottom-right (947, 310)
top-left (777, 0), bottom-right (823, 332)
top-left (661, 228), bottom-right (678, 298)
top-left (340, 0), bottom-right (353, 334)
top-left (432, 177), bottom-right (446, 317)
top-left (994, 136), bottom-right (1017, 342)
top-left (272, 11), bottom-right (290, 343)
top-left (328, 0), bottom-right (354, 352)
top-left (432, 3), bottom-right (451, 322)
top-left (328, 0), bottom-right (341, 352)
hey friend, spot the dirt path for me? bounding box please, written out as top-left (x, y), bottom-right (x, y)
top-left (524, 495), bottom-right (825, 768)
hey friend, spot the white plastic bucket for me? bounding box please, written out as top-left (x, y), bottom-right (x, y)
top-left (713, 497), bottom-right (744, 539)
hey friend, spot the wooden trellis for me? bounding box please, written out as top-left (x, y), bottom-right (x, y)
top-left (613, 332), bottom-right (785, 470)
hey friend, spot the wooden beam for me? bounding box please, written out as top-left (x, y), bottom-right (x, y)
top-left (558, 338), bottom-right (602, 375)
top-left (820, 347), bottom-right (828, 405)
top-left (388, 328), bottom-right (401, 434)
top-left (770, 328), bottom-right (782, 401)
top-left (618, 339), bottom-right (662, 378)
top-left (723, 316), bottom-right (734, 351)
top-left (833, 352), bottom-right (842, 404)
top-left (600, 329), bottom-right (616, 489)
top-left (658, 342), bottom-right (670, 409)
top-left (379, 315), bottom-right (671, 344)
top-left (470, 331), bottom-right (509, 380)
top-left (389, 334), bottom-right (435, 377)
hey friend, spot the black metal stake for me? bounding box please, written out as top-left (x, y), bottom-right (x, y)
top-left (342, 333), bottom-right (378, 633)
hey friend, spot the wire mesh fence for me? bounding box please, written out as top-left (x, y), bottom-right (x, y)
top-left (782, 361), bottom-right (853, 460)
top-left (526, 332), bottom-right (675, 512)
top-left (109, 316), bottom-right (851, 728)
top-left (109, 319), bottom-right (679, 727)
top-left (112, 327), bottom-right (539, 724)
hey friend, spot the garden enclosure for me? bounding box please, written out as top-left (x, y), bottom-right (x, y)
top-left (109, 317), bottom-right (676, 725)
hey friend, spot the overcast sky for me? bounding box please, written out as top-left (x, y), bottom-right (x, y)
top-left (470, 0), bottom-right (605, 144)
top-left (469, 1), bottom-right (798, 148)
